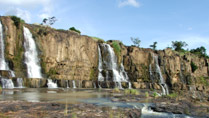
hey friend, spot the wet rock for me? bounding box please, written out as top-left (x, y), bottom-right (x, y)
top-left (82, 80), bottom-right (93, 88)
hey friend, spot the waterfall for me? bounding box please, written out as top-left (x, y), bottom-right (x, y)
top-left (98, 46), bottom-right (104, 81)
top-left (23, 27), bottom-right (42, 78)
top-left (154, 55), bottom-right (169, 95)
top-left (0, 21), bottom-right (8, 70)
top-left (17, 78), bottom-right (24, 88)
top-left (98, 43), bottom-right (130, 89)
top-left (0, 21), bottom-right (15, 78)
top-left (47, 79), bottom-right (58, 88)
top-left (1, 78), bottom-right (14, 88)
top-left (72, 80), bottom-right (76, 88)
top-left (66, 80), bottom-right (69, 88)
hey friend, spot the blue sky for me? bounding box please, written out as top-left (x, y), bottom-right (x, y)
top-left (0, 0), bottom-right (209, 54)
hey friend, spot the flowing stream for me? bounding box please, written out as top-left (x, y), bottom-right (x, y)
top-left (47, 79), bottom-right (58, 88)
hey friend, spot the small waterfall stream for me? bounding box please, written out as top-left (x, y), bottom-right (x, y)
top-left (154, 55), bottom-right (169, 95)
top-left (72, 80), bottom-right (76, 88)
top-left (47, 79), bottom-right (58, 88)
top-left (98, 43), bottom-right (130, 89)
top-left (23, 27), bottom-right (42, 78)
top-left (1, 78), bottom-right (14, 88)
top-left (16, 78), bottom-right (24, 88)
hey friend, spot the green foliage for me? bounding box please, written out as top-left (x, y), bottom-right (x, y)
top-left (191, 61), bottom-right (198, 73)
top-left (150, 41), bottom-right (157, 50)
top-left (167, 93), bottom-right (178, 98)
top-left (190, 46), bottom-right (209, 58)
top-left (172, 41), bottom-right (188, 52)
top-left (153, 92), bottom-right (158, 98)
top-left (69, 27), bottom-right (81, 34)
top-left (112, 41), bottom-right (121, 58)
top-left (131, 37), bottom-right (141, 47)
top-left (11, 16), bottom-right (25, 28)
top-left (91, 36), bottom-right (105, 43)
top-left (113, 88), bottom-right (120, 93)
top-left (124, 89), bottom-right (139, 95)
top-left (145, 92), bottom-right (149, 98)
top-left (199, 77), bottom-right (209, 86)
top-left (48, 68), bottom-right (57, 77)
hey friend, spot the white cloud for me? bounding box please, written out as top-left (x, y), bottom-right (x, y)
top-left (0, 0), bottom-right (54, 23)
top-left (4, 8), bottom-right (31, 22)
top-left (118, 0), bottom-right (141, 8)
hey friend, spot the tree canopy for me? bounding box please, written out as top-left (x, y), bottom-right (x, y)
top-left (131, 37), bottom-right (141, 47)
top-left (150, 41), bottom-right (157, 50)
top-left (172, 41), bottom-right (188, 51)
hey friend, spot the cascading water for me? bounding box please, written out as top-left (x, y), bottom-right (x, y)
top-left (154, 55), bottom-right (169, 95)
top-left (98, 43), bottom-right (130, 89)
top-left (0, 21), bottom-right (15, 78)
top-left (72, 80), bottom-right (76, 88)
top-left (23, 27), bottom-right (42, 78)
top-left (1, 78), bottom-right (14, 88)
top-left (47, 79), bottom-right (58, 88)
top-left (16, 78), bottom-right (24, 88)
top-left (0, 21), bottom-right (8, 70)
top-left (66, 80), bottom-right (69, 88)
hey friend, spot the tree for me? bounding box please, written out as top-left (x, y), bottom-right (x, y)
top-left (131, 37), bottom-right (141, 47)
top-left (171, 41), bottom-right (188, 51)
top-left (190, 46), bottom-right (208, 58)
top-left (150, 41), bottom-right (157, 50)
top-left (69, 27), bottom-right (81, 34)
top-left (41, 16), bottom-right (57, 26)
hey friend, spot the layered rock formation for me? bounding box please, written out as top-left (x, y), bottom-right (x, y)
top-left (0, 16), bottom-right (208, 91)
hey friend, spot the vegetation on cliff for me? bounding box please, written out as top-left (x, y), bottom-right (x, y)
top-left (69, 27), bottom-right (81, 34)
top-left (11, 16), bottom-right (25, 28)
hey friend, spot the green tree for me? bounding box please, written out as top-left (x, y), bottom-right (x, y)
top-left (190, 46), bottom-right (209, 58)
top-left (69, 27), bottom-right (81, 34)
top-left (150, 41), bottom-right (157, 50)
top-left (131, 37), bottom-right (141, 47)
top-left (172, 41), bottom-right (188, 51)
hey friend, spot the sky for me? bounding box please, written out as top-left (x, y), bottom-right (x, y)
top-left (0, 0), bottom-right (209, 54)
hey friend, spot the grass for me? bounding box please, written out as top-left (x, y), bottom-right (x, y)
top-left (91, 36), bottom-right (105, 43)
top-left (145, 92), bottom-right (149, 98)
top-left (124, 89), bottom-right (139, 95)
top-left (200, 77), bottom-right (209, 86)
top-left (167, 93), bottom-right (178, 98)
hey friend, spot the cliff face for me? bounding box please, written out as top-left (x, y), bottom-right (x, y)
top-left (1, 16), bottom-right (98, 81)
top-left (0, 16), bottom-right (209, 89)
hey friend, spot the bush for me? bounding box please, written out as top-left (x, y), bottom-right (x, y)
top-left (124, 89), bottom-right (139, 95)
top-left (191, 61), bottom-right (198, 73)
top-left (153, 92), bottom-right (158, 98)
top-left (112, 41), bottom-right (121, 58)
top-left (69, 27), bottom-right (81, 34)
top-left (11, 16), bottom-right (25, 28)
top-left (145, 92), bottom-right (149, 98)
top-left (200, 77), bottom-right (209, 86)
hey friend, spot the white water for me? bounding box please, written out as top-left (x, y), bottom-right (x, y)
top-left (1, 78), bottom-right (14, 88)
top-left (98, 44), bottom-right (130, 89)
top-left (66, 80), bottom-right (69, 88)
top-left (47, 79), bottom-right (58, 88)
top-left (23, 27), bottom-right (42, 78)
top-left (0, 21), bottom-right (15, 78)
top-left (154, 55), bottom-right (169, 95)
top-left (72, 80), bottom-right (76, 88)
top-left (0, 21), bottom-right (8, 70)
top-left (16, 78), bottom-right (24, 88)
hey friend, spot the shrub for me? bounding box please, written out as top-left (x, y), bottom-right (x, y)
top-left (11, 16), bottom-right (25, 28)
top-left (200, 77), bottom-right (209, 86)
top-left (112, 41), bottom-right (121, 58)
top-left (191, 61), bottom-right (198, 73)
top-left (69, 27), bottom-right (81, 34)
top-left (124, 89), bottom-right (139, 95)
top-left (153, 92), bottom-right (158, 98)
top-left (145, 92), bottom-right (149, 98)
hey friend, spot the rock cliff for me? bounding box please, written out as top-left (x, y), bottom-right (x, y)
top-left (0, 16), bottom-right (209, 91)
